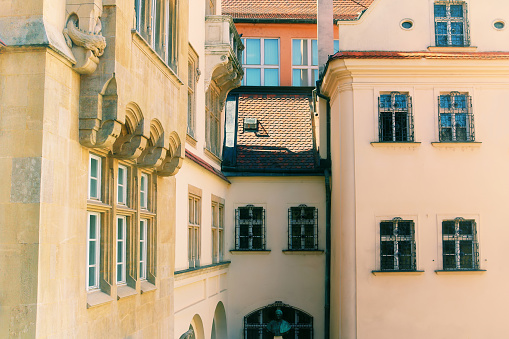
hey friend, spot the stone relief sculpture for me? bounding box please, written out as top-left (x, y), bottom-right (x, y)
top-left (63, 14), bottom-right (106, 74)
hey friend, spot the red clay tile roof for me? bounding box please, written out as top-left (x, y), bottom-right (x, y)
top-left (222, 0), bottom-right (374, 21)
top-left (235, 93), bottom-right (317, 171)
top-left (185, 149), bottom-right (231, 183)
top-left (330, 51), bottom-right (509, 60)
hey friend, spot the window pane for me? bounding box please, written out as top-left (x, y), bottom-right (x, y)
top-left (88, 267), bottom-right (96, 287)
top-left (90, 157), bottom-right (98, 178)
top-left (334, 40), bottom-right (339, 53)
top-left (292, 39), bottom-right (308, 65)
top-left (89, 241), bottom-right (96, 265)
top-left (443, 240), bottom-right (455, 254)
top-left (380, 222), bottom-right (393, 236)
top-left (117, 264), bottom-right (123, 282)
top-left (89, 215), bottom-right (97, 238)
top-left (264, 69), bottom-right (279, 86)
top-left (118, 167), bottom-right (124, 185)
top-left (381, 241), bottom-right (394, 255)
top-left (434, 4), bottom-right (446, 18)
top-left (292, 69), bottom-right (308, 87)
top-left (450, 5), bottom-right (463, 17)
top-left (311, 39), bottom-right (318, 66)
top-left (118, 218), bottom-right (124, 239)
top-left (246, 68), bottom-right (261, 86)
top-left (90, 178), bottom-right (98, 198)
top-left (442, 221), bottom-right (455, 235)
top-left (312, 69), bottom-right (318, 84)
top-left (246, 39), bottom-right (261, 65)
top-left (264, 39), bottom-right (279, 65)
top-left (398, 221), bottom-right (411, 235)
top-left (459, 220), bottom-right (473, 235)
top-left (154, 0), bottom-right (165, 58)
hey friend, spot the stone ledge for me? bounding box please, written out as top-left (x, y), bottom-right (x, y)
top-left (371, 270), bottom-right (424, 276)
top-left (371, 142), bottom-right (421, 148)
top-left (117, 285), bottom-right (137, 300)
top-left (431, 142), bottom-right (482, 148)
top-left (140, 280), bottom-right (157, 294)
top-left (230, 250), bottom-right (271, 255)
top-left (87, 290), bottom-right (114, 309)
top-left (428, 46), bottom-right (478, 52)
top-left (174, 261), bottom-right (231, 281)
top-left (435, 269), bottom-right (486, 275)
top-left (282, 250), bottom-right (324, 255)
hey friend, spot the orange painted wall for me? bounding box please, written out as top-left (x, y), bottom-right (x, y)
top-left (235, 23), bottom-right (339, 86)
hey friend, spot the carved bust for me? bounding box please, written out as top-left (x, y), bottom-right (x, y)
top-left (266, 308), bottom-right (292, 336)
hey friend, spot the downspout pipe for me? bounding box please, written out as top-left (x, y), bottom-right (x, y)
top-left (317, 89), bottom-right (331, 339)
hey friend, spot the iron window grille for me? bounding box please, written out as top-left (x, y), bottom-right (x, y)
top-left (380, 218), bottom-right (416, 271)
top-left (434, 1), bottom-right (470, 47)
top-left (378, 92), bottom-right (414, 142)
top-left (288, 205), bottom-right (318, 250)
top-left (438, 92), bottom-right (474, 142)
top-left (442, 218), bottom-right (479, 270)
top-left (244, 301), bottom-right (313, 339)
top-left (235, 205), bottom-right (266, 250)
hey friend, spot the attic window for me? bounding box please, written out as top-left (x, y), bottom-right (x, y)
top-left (244, 118), bottom-right (258, 132)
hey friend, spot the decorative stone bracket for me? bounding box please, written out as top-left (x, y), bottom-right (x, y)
top-left (157, 132), bottom-right (184, 177)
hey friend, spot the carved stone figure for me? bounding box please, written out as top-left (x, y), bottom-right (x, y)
top-left (266, 308), bottom-right (292, 337)
top-left (63, 17), bottom-right (106, 57)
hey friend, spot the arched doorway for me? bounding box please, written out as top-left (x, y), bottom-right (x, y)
top-left (211, 301), bottom-right (227, 339)
top-left (244, 301), bottom-right (313, 339)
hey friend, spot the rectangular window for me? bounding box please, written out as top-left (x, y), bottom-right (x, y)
top-left (187, 48), bottom-right (198, 138)
top-left (140, 219), bottom-right (148, 280)
top-left (235, 205), bottom-right (265, 250)
top-left (87, 212), bottom-right (101, 290)
top-left (88, 154), bottom-right (102, 200)
top-left (188, 194), bottom-right (201, 268)
top-left (442, 218), bottom-right (479, 270)
top-left (291, 39), bottom-right (339, 86)
top-left (116, 216), bottom-right (127, 284)
top-left (117, 165), bottom-right (128, 205)
top-left (378, 92), bottom-right (414, 142)
top-left (434, 1), bottom-right (469, 47)
top-left (380, 218), bottom-right (416, 271)
top-left (205, 83), bottom-right (221, 157)
top-left (288, 205), bottom-right (318, 250)
top-left (140, 173), bottom-right (149, 210)
top-left (135, 0), bottom-right (178, 71)
top-left (212, 199), bottom-right (225, 263)
top-left (242, 38), bottom-right (280, 86)
top-left (438, 92), bottom-right (474, 142)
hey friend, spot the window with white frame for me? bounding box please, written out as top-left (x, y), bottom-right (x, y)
top-left (241, 38), bottom-right (280, 86)
top-left (380, 218), bottom-right (416, 271)
top-left (235, 205), bottom-right (265, 250)
top-left (117, 164), bottom-right (128, 205)
top-left (378, 92), bottom-right (414, 142)
top-left (116, 216), bottom-right (127, 284)
top-left (187, 48), bottom-right (198, 138)
top-left (88, 154), bottom-right (102, 200)
top-left (434, 1), bottom-right (469, 47)
top-left (188, 193), bottom-right (201, 268)
top-left (140, 218), bottom-right (148, 280)
top-left (212, 198), bottom-right (224, 263)
top-left (288, 205), bottom-right (318, 250)
top-left (206, 83), bottom-right (221, 157)
top-left (140, 173), bottom-right (149, 210)
top-left (87, 212), bottom-right (101, 290)
top-left (438, 92), bottom-right (474, 142)
top-left (135, 0), bottom-right (179, 71)
top-left (442, 218), bottom-right (479, 270)
top-left (292, 39), bottom-right (339, 86)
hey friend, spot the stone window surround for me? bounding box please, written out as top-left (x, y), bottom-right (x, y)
top-left (188, 185), bottom-right (202, 269)
top-left (211, 194), bottom-right (225, 264)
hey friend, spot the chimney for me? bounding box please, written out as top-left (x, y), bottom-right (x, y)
top-left (317, 0), bottom-right (334, 75)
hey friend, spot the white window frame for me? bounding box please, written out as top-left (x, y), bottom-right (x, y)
top-left (242, 38), bottom-right (280, 86)
top-left (291, 39), bottom-right (338, 86)
top-left (116, 216), bottom-right (127, 285)
top-left (117, 164), bottom-right (128, 205)
top-left (87, 212), bottom-right (101, 291)
top-left (212, 201), bottom-right (224, 263)
top-left (140, 173), bottom-right (149, 210)
top-left (188, 194), bottom-right (201, 268)
top-left (140, 218), bottom-right (148, 280)
top-left (88, 154), bottom-right (102, 200)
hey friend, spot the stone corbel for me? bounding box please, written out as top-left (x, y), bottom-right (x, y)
top-left (157, 132), bottom-right (184, 176)
top-left (137, 133), bottom-right (168, 168)
top-left (79, 75), bottom-right (122, 149)
top-left (204, 53), bottom-right (230, 92)
top-left (63, 7), bottom-right (106, 75)
top-left (112, 121), bottom-right (148, 160)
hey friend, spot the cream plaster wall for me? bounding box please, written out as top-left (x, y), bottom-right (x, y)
top-left (338, 0), bottom-right (509, 52)
top-left (226, 176), bottom-right (326, 339)
top-left (323, 55), bottom-right (509, 338)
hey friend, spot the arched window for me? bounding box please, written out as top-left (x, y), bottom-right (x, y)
top-left (244, 301), bottom-right (313, 339)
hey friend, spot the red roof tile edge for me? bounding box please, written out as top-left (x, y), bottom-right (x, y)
top-left (331, 51), bottom-right (509, 60)
top-left (185, 149), bottom-right (231, 183)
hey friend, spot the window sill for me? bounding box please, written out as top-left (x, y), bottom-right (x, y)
top-left (117, 285), bottom-right (137, 300)
top-left (86, 290), bottom-right (114, 309)
top-left (282, 250), bottom-right (324, 255)
top-left (204, 147), bottom-right (222, 165)
top-left (428, 46), bottom-right (478, 52)
top-left (186, 133), bottom-right (197, 147)
top-left (371, 142), bottom-right (421, 148)
top-left (435, 269), bottom-right (486, 275)
top-left (230, 250), bottom-right (271, 255)
top-left (371, 270), bottom-right (424, 276)
top-left (131, 30), bottom-right (183, 86)
top-left (87, 200), bottom-right (112, 212)
top-left (140, 210), bottom-right (156, 218)
top-left (431, 142), bottom-right (481, 148)
top-left (140, 280), bottom-right (157, 294)
top-left (116, 205), bottom-right (137, 214)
